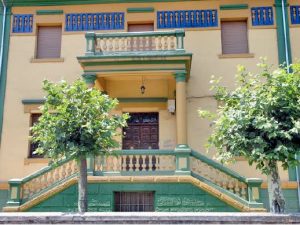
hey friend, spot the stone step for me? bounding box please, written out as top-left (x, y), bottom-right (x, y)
top-left (1, 212), bottom-right (300, 224)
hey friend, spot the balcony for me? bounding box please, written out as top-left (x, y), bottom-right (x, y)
top-left (85, 29), bottom-right (186, 55)
top-left (77, 29), bottom-right (192, 79)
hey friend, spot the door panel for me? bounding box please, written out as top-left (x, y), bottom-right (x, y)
top-left (122, 113), bottom-right (158, 149)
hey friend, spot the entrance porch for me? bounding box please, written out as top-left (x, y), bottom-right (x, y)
top-left (77, 29), bottom-right (192, 150)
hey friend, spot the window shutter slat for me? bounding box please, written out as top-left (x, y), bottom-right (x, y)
top-left (221, 21), bottom-right (249, 54)
top-left (37, 26), bottom-right (62, 58)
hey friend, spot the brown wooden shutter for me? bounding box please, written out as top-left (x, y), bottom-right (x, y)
top-left (128, 23), bottom-right (154, 32)
top-left (36, 26), bottom-right (62, 58)
top-left (221, 21), bottom-right (249, 54)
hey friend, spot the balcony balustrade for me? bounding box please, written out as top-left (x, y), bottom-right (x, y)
top-left (85, 30), bottom-right (185, 55)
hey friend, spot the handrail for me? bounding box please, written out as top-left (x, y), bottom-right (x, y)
top-left (21, 156), bottom-right (75, 183)
top-left (191, 150), bottom-right (248, 183)
top-left (112, 149), bottom-right (176, 155)
top-left (94, 29), bottom-right (185, 38)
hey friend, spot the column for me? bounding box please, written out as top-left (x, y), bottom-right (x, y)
top-left (174, 71), bottom-right (191, 175)
top-left (82, 72), bottom-right (97, 88)
top-left (174, 71), bottom-right (187, 145)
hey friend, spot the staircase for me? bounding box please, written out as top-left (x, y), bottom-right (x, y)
top-left (3, 147), bottom-right (265, 212)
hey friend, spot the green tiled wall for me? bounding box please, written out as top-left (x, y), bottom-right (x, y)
top-left (0, 190), bottom-right (8, 212)
top-left (260, 189), bottom-right (300, 212)
top-left (28, 183), bottom-right (238, 212)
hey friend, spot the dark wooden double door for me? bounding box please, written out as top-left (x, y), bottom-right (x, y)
top-left (122, 113), bottom-right (159, 150)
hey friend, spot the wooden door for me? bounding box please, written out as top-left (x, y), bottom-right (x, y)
top-left (122, 113), bottom-right (159, 149)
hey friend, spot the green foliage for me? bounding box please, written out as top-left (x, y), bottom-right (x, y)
top-left (31, 79), bottom-right (128, 161)
top-left (199, 61), bottom-right (300, 174)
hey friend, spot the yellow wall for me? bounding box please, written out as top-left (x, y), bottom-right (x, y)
top-left (0, 0), bottom-right (288, 182)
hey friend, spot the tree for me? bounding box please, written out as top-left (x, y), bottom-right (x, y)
top-left (199, 61), bottom-right (300, 213)
top-left (31, 79), bottom-right (128, 212)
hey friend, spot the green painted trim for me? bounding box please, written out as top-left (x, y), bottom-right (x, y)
top-left (219, 4), bottom-right (248, 10)
top-left (127, 7), bottom-right (154, 13)
top-left (288, 167), bottom-right (296, 181)
top-left (174, 71), bottom-right (186, 82)
top-left (7, 0), bottom-right (203, 7)
top-left (274, 0), bottom-right (292, 66)
top-left (95, 29), bottom-right (183, 38)
top-left (113, 149), bottom-right (175, 155)
top-left (82, 72), bottom-right (97, 84)
top-left (117, 97), bottom-right (168, 103)
top-left (120, 171), bottom-right (175, 176)
top-left (36, 9), bottom-right (64, 15)
top-left (191, 150), bottom-right (248, 183)
top-left (0, 7), bottom-right (11, 143)
top-left (81, 59), bottom-right (189, 66)
top-left (85, 68), bottom-right (185, 73)
top-left (78, 52), bottom-right (192, 61)
top-left (191, 172), bottom-right (264, 209)
top-left (22, 99), bottom-right (45, 104)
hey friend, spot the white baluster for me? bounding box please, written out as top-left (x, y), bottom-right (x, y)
top-left (142, 155), bottom-right (146, 171)
top-left (164, 36), bottom-right (168, 50)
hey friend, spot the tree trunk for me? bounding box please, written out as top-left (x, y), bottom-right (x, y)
top-left (78, 155), bottom-right (88, 213)
top-left (267, 161), bottom-right (285, 213)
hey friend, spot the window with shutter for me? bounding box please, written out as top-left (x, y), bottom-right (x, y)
top-left (29, 113), bottom-right (43, 158)
top-left (36, 26), bottom-right (62, 59)
top-left (221, 21), bottom-right (249, 55)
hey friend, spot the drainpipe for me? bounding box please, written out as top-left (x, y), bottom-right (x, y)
top-left (281, 0), bottom-right (290, 72)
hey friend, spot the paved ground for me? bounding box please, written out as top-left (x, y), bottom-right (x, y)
top-left (1, 212), bottom-right (300, 224)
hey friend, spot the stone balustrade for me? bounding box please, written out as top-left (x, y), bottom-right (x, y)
top-left (6, 149), bottom-right (263, 209)
top-left (85, 30), bottom-right (185, 55)
top-left (94, 150), bottom-right (176, 174)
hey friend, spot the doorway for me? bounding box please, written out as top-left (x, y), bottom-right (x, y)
top-left (122, 112), bottom-right (159, 150)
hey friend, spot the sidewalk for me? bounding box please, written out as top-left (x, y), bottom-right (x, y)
top-left (1, 212), bottom-right (300, 224)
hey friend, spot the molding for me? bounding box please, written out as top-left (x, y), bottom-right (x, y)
top-left (36, 10), bottom-right (64, 15)
top-left (174, 71), bottom-right (186, 82)
top-left (82, 72), bottom-right (97, 84)
top-left (117, 98), bottom-right (168, 103)
top-left (218, 53), bottom-right (255, 59)
top-left (3, 175), bottom-right (266, 212)
top-left (127, 7), bottom-right (154, 13)
top-left (220, 4), bottom-right (249, 10)
top-left (0, 182), bottom-right (9, 190)
top-left (30, 58), bottom-right (64, 63)
top-left (22, 99), bottom-right (45, 105)
top-left (0, 7), bottom-right (11, 142)
top-left (261, 181), bottom-right (298, 189)
top-left (24, 158), bottom-right (50, 165)
top-left (7, 0), bottom-right (207, 7)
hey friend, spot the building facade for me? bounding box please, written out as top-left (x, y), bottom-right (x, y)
top-left (0, 0), bottom-right (299, 212)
